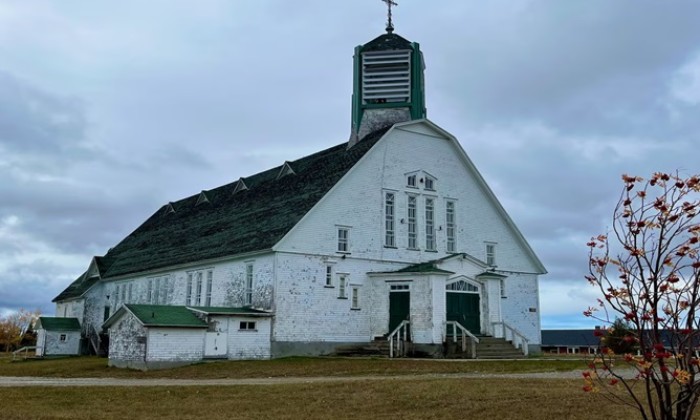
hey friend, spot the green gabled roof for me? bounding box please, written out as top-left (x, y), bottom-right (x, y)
top-left (36, 317), bottom-right (81, 331)
top-left (394, 262), bottom-right (454, 274)
top-left (54, 129), bottom-right (387, 300)
top-left (187, 306), bottom-right (273, 316)
top-left (372, 261), bottom-right (454, 275)
top-left (123, 304), bottom-right (208, 328)
top-left (52, 271), bottom-right (98, 302)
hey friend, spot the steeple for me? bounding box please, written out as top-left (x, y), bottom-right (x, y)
top-left (349, 1), bottom-right (426, 147)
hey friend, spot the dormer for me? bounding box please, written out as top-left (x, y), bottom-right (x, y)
top-left (196, 191), bottom-right (210, 206)
top-left (233, 178), bottom-right (248, 195)
top-left (163, 202), bottom-right (176, 215)
top-left (276, 161), bottom-right (296, 180)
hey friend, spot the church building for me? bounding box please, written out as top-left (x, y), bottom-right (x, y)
top-left (45, 13), bottom-right (546, 369)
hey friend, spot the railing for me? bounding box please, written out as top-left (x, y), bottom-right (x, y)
top-left (388, 320), bottom-right (410, 358)
top-left (445, 321), bottom-right (480, 359)
top-left (492, 321), bottom-right (529, 356)
top-left (12, 346), bottom-right (37, 361)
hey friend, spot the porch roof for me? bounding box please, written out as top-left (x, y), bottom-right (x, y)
top-left (187, 306), bottom-right (274, 317)
top-left (36, 317), bottom-right (81, 332)
top-left (369, 261), bottom-right (454, 275)
top-left (104, 305), bottom-right (208, 329)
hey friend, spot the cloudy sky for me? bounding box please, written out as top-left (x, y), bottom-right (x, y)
top-left (1, 1), bottom-right (699, 329)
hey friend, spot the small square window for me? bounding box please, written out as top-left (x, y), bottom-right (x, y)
top-left (407, 175), bottom-right (417, 188)
top-left (424, 177), bottom-right (435, 190)
top-left (59, 334), bottom-right (67, 341)
top-left (239, 321), bottom-right (256, 330)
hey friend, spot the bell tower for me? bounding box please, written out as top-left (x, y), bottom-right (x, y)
top-left (349, 0), bottom-right (426, 147)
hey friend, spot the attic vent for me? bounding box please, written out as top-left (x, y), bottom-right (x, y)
top-left (196, 191), bottom-right (210, 206)
top-left (163, 202), bottom-right (176, 215)
top-left (233, 178), bottom-right (248, 195)
top-left (362, 50), bottom-right (411, 104)
top-left (276, 161), bottom-right (296, 180)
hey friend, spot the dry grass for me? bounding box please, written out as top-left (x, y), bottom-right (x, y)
top-left (0, 356), bottom-right (586, 379)
top-left (0, 378), bottom-right (636, 420)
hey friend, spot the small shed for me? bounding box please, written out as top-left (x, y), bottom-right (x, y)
top-left (104, 304), bottom-right (208, 370)
top-left (188, 306), bottom-right (273, 360)
top-left (35, 317), bottom-right (82, 357)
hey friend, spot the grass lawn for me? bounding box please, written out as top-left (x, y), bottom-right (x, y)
top-left (0, 378), bottom-right (636, 420)
top-left (0, 355), bottom-right (586, 379)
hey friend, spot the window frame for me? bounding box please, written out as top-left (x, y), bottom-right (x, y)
top-left (425, 197), bottom-right (436, 251)
top-left (384, 192), bottom-right (396, 248)
top-left (407, 194), bottom-right (418, 250)
top-left (337, 227), bottom-right (350, 253)
top-left (486, 243), bottom-right (497, 267)
top-left (239, 321), bottom-right (256, 331)
top-left (351, 286), bottom-right (360, 309)
top-left (446, 200), bottom-right (456, 253)
top-left (245, 263), bottom-right (254, 305)
top-left (338, 274), bottom-right (348, 299)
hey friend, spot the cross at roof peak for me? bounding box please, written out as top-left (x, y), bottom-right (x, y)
top-left (381, 0), bottom-right (398, 33)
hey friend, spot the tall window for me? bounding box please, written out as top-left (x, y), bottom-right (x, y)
top-left (186, 273), bottom-right (193, 305)
top-left (385, 192), bottom-right (395, 247)
top-left (446, 201), bottom-right (456, 252)
top-left (337, 228), bottom-right (349, 252)
top-left (408, 195), bottom-right (417, 249)
top-left (325, 265), bottom-right (333, 287)
top-left (153, 277), bottom-right (161, 304)
top-left (351, 287), bottom-right (360, 309)
top-left (205, 270), bottom-right (213, 306)
top-left (147, 279), bottom-right (153, 303)
top-left (245, 263), bottom-right (254, 305)
top-left (486, 243), bottom-right (496, 266)
top-left (338, 274), bottom-right (347, 298)
top-left (195, 272), bottom-right (203, 305)
top-left (425, 198), bottom-right (435, 251)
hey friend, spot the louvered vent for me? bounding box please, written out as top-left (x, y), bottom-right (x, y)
top-left (362, 50), bottom-right (411, 104)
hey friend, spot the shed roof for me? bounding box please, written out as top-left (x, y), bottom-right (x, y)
top-left (36, 317), bottom-right (81, 331)
top-left (187, 306), bottom-right (273, 316)
top-left (106, 305), bottom-right (208, 329)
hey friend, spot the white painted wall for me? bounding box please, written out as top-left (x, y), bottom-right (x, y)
top-left (147, 328), bottom-right (205, 362)
top-left (226, 316), bottom-right (271, 359)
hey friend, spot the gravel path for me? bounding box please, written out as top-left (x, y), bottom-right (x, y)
top-left (0, 371), bottom-right (590, 387)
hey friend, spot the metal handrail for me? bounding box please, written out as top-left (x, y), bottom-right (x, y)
top-left (492, 321), bottom-right (529, 356)
top-left (387, 320), bottom-right (410, 358)
top-left (445, 321), bottom-right (480, 358)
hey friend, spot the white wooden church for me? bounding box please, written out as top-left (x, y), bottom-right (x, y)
top-left (43, 19), bottom-right (546, 369)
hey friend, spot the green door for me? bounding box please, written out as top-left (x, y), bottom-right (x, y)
top-left (446, 292), bottom-right (480, 334)
top-left (389, 291), bottom-right (410, 333)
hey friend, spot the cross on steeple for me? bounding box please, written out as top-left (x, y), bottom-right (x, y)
top-left (381, 0), bottom-right (398, 33)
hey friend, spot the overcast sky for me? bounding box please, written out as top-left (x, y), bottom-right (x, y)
top-left (1, 1), bottom-right (699, 329)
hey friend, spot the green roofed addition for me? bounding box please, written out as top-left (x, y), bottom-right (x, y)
top-left (36, 317), bottom-right (81, 331)
top-left (108, 305), bottom-right (208, 329)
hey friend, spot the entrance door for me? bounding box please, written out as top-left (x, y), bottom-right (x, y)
top-left (446, 292), bottom-right (480, 334)
top-left (204, 332), bottom-right (227, 358)
top-left (389, 291), bottom-right (410, 334)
